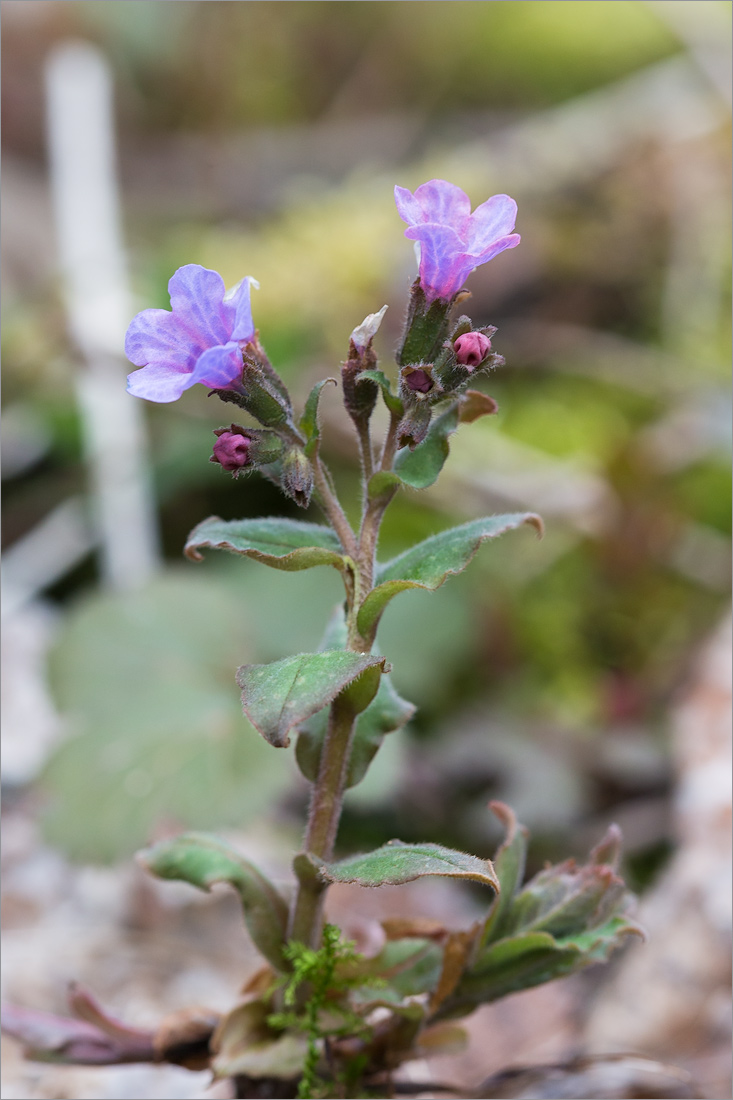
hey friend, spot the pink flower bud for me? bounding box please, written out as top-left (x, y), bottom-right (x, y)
top-left (454, 332), bottom-right (492, 368)
top-left (404, 368), bottom-right (434, 393)
top-left (211, 429), bottom-right (252, 472)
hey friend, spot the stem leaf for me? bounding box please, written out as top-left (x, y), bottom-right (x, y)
top-left (308, 840), bottom-right (499, 891)
top-left (138, 831), bottom-right (289, 970)
top-left (237, 651), bottom-right (386, 748)
top-left (358, 369), bottom-right (404, 415)
top-left (300, 378), bottom-right (337, 459)
top-left (185, 516), bottom-right (347, 573)
top-left (393, 401), bottom-right (460, 489)
top-left (357, 513), bottom-right (543, 639)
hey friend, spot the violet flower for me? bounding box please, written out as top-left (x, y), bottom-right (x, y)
top-left (394, 179), bottom-right (520, 304)
top-left (125, 265), bottom-right (256, 403)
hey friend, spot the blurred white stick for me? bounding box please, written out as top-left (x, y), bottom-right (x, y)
top-left (45, 41), bottom-right (159, 591)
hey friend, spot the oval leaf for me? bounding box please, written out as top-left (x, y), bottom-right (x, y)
top-left (357, 513), bottom-right (543, 639)
top-left (237, 651), bottom-right (386, 748)
top-left (138, 832), bottom-right (289, 970)
top-left (185, 516), bottom-right (346, 573)
top-left (309, 840), bottom-right (499, 892)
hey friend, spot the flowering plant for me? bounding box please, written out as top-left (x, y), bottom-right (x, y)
top-left (4, 180), bottom-right (641, 1099)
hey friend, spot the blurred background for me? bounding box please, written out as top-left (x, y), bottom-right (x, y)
top-left (2, 2), bottom-right (731, 1098)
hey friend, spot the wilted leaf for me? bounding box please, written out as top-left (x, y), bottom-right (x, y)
top-left (237, 651), bottom-right (386, 747)
top-left (458, 389), bottom-right (499, 423)
top-left (185, 516), bottom-right (346, 574)
top-left (309, 840), bottom-right (499, 891)
top-left (357, 514), bottom-right (543, 639)
top-left (139, 832), bottom-right (289, 970)
top-left (211, 1001), bottom-right (306, 1080)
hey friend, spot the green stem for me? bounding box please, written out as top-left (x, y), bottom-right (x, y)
top-left (311, 454), bottom-right (357, 559)
top-left (288, 387), bottom-right (402, 948)
top-left (288, 694), bottom-right (359, 947)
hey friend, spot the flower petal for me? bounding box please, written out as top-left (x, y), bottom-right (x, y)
top-left (467, 194), bottom-right (518, 252)
top-left (167, 264), bottom-right (233, 348)
top-left (226, 277), bottom-right (257, 343)
top-left (412, 180), bottom-right (472, 228)
top-left (127, 363), bottom-right (193, 403)
top-left (124, 306), bottom-right (201, 372)
top-left (404, 223), bottom-right (467, 302)
top-left (394, 185), bottom-right (424, 226)
top-left (466, 232), bottom-right (521, 265)
top-left (186, 342), bottom-right (244, 391)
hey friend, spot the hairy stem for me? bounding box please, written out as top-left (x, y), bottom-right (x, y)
top-left (288, 694), bottom-right (359, 946)
top-left (311, 454), bottom-right (357, 558)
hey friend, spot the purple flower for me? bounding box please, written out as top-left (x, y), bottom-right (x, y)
top-left (394, 179), bottom-right (520, 303)
top-left (125, 264), bottom-right (256, 403)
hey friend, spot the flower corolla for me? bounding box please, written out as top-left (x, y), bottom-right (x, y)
top-left (394, 179), bottom-right (520, 304)
top-left (125, 265), bottom-right (256, 403)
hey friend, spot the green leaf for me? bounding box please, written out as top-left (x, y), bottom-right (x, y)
top-left (237, 651), bottom-right (386, 748)
top-left (300, 377), bottom-right (337, 458)
top-left (41, 572), bottom-right (296, 863)
top-left (139, 832), bottom-right (289, 971)
top-left (358, 369), bottom-right (403, 415)
top-left (296, 671), bottom-right (415, 788)
top-left (309, 840), bottom-right (499, 891)
top-left (444, 915), bottom-right (641, 1016)
top-left (185, 516), bottom-right (347, 574)
top-left (357, 514), bottom-right (543, 639)
top-left (393, 401), bottom-right (460, 489)
top-left (481, 802), bottom-right (529, 945)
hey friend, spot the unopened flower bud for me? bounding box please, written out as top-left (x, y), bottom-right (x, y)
top-left (454, 331), bottom-right (492, 368)
top-left (281, 447), bottom-right (314, 509)
top-left (403, 368), bottom-right (434, 394)
top-left (211, 430), bottom-right (251, 472)
top-left (210, 424), bottom-right (284, 478)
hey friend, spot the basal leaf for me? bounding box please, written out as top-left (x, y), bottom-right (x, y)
top-left (309, 840), bottom-right (499, 891)
top-left (296, 672), bottom-right (416, 788)
top-left (237, 651), bottom-right (386, 748)
top-left (41, 572), bottom-right (295, 863)
top-left (481, 801), bottom-right (529, 945)
top-left (185, 516), bottom-right (347, 574)
top-left (212, 1001), bottom-right (307, 1080)
top-left (139, 832), bottom-right (289, 971)
top-left (357, 514), bottom-right (543, 639)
